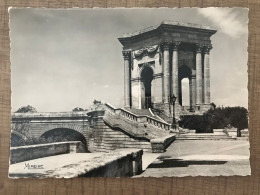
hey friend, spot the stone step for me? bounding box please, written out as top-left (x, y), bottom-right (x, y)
top-left (176, 137), bottom-right (235, 140)
top-left (124, 108), bottom-right (152, 117)
top-left (178, 134), bottom-right (228, 138)
top-left (176, 133), bottom-right (234, 140)
top-left (177, 136), bottom-right (231, 139)
top-left (181, 133), bottom-right (227, 136)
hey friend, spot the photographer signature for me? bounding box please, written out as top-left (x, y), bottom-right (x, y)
top-left (24, 163), bottom-right (44, 169)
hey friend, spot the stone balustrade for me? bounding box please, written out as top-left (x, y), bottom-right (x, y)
top-left (105, 103), bottom-right (170, 131)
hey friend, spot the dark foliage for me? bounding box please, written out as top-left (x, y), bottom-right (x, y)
top-left (179, 114), bottom-right (213, 133)
top-left (72, 107), bottom-right (84, 111)
top-left (179, 106), bottom-right (248, 132)
top-left (15, 105), bottom-right (37, 113)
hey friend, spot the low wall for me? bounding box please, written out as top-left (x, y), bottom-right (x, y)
top-left (10, 141), bottom-right (86, 164)
top-left (150, 134), bottom-right (176, 153)
top-left (80, 149), bottom-right (143, 177)
top-left (241, 129), bottom-right (249, 137)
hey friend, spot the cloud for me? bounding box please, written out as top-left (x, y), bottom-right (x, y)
top-left (198, 8), bottom-right (248, 38)
top-left (104, 84), bottom-right (109, 88)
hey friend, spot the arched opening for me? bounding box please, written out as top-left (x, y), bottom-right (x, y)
top-left (40, 128), bottom-right (87, 146)
top-left (178, 65), bottom-right (192, 106)
top-left (141, 66), bottom-right (153, 108)
top-left (181, 78), bottom-right (189, 106)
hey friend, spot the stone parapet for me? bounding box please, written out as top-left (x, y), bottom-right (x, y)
top-left (10, 141), bottom-right (86, 164)
top-left (150, 134), bottom-right (176, 153)
top-left (9, 149), bottom-right (144, 178)
top-left (77, 149), bottom-right (143, 177)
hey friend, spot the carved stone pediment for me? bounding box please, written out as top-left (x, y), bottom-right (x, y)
top-left (134, 45), bottom-right (158, 58)
top-left (134, 48), bottom-right (145, 58)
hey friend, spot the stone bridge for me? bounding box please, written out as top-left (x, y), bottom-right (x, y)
top-left (11, 103), bottom-right (173, 153)
top-left (11, 111), bottom-right (92, 146)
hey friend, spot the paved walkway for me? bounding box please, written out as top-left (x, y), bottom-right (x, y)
top-left (137, 140), bottom-right (250, 177)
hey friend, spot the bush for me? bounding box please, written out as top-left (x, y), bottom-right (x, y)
top-left (179, 106), bottom-right (248, 132)
top-left (72, 107), bottom-right (84, 111)
top-left (179, 114), bottom-right (212, 133)
top-left (15, 105), bottom-right (37, 113)
top-left (207, 106), bottom-right (248, 130)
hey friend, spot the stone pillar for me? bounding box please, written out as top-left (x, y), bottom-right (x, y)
top-left (122, 51), bottom-right (131, 108)
top-left (204, 45), bottom-right (212, 104)
top-left (191, 74), bottom-right (196, 107)
top-left (189, 78), bottom-right (192, 108)
top-left (161, 42), bottom-right (170, 103)
top-left (172, 41), bottom-right (181, 105)
top-left (195, 44), bottom-right (203, 105)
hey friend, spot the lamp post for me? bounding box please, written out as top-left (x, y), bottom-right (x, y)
top-left (170, 95), bottom-right (177, 129)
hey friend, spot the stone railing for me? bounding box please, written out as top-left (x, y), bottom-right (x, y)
top-left (150, 134), bottom-right (176, 153)
top-left (12, 111), bottom-right (89, 121)
top-left (103, 112), bottom-right (149, 140)
top-left (10, 141), bottom-right (86, 164)
top-left (105, 103), bottom-right (170, 131)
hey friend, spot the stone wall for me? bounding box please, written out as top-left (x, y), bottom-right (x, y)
top-left (81, 149), bottom-right (143, 177)
top-left (151, 134), bottom-right (176, 153)
top-left (10, 141), bottom-right (86, 164)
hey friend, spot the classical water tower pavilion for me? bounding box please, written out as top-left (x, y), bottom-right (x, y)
top-left (118, 21), bottom-right (216, 120)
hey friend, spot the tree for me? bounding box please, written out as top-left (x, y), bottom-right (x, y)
top-left (15, 105), bottom-right (37, 113)
top-left (210, 102), bottom-right (216, 110)
top-left (72, 107), bottom-right (84, 112)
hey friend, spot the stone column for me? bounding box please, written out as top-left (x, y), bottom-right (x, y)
top-left (172, 41), bottom-right (181, 105)
top-left (191, 74), bottom-right (196, 107)
top-left (189, 78), bottom-right (192, 108)
top-left (122, 50), bottom-right (131, 108)
top-left (204, 44), bottom-right (212, 104)
top-left (161, 42), bottom-right (170, 103)
top-left (195, 44), bottom-right (203, 105)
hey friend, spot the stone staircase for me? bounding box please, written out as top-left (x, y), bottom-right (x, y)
top-left (103, 104), bottom-right (171, 140)
top-left (150, 108), bottom-right (173, 124)
top-left (176, 132), bottom-right (235, 140)
top-left (125, 108), bottom-right (167, 123)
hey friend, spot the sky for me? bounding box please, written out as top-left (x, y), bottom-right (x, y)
top-left (9, 8), bottom-right (248, 112)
